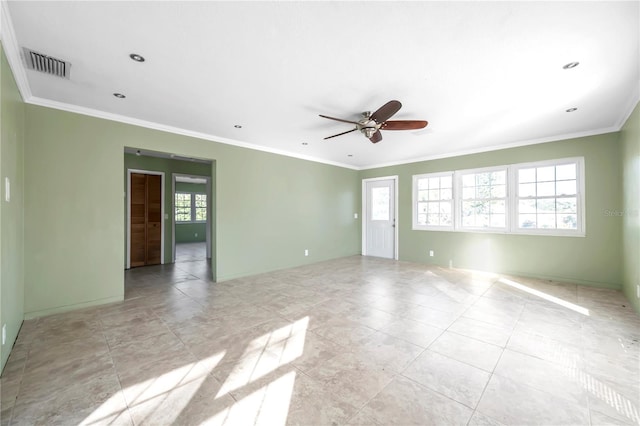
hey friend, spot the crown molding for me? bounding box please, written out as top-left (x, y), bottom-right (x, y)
top-left (361, 126), bottom-right (621, 171)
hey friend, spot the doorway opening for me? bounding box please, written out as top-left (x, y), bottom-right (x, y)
top-left (172, 174), bottom-right (212, 264)
top-left (362, 176), bottom-right (399, 259)
top-left (124, 148), bottom-right (215, 279)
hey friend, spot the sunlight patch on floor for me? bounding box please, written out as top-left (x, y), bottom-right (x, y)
top-left (498, 277), bottom-right (590, 316)
top-left (217, 317), bottom-right (308, 397)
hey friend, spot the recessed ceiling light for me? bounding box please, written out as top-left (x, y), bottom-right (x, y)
top-left (136, 150), bottom-right (141, 156)
top-left (563, 62), bottom-right (579, 69)
top-left (566, 107), bottom-right (578, 112)
top-left (234, 125), bottom-right (242, 129)
top-left (113, 93), bottom-right (126, 99)
top-left (302, 142), bottom-right (308, 146)
top-left (347, 154), bottom-right (353, 157)
top-left (129, 53), bottom-right (145, 62)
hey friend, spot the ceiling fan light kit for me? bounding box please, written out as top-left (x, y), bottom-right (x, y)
top-left (320, 100), bottom-right (428, 143)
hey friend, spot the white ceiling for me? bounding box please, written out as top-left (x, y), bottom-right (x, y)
top-left (3, 1), bottom-right (639, 170)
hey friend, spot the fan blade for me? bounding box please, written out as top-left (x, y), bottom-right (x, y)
top-left (319, 114), bottom-right (361, 125)
top-left (370, 100), bottom-right (402, 124)
top-left (369, 130), bottom-right (383, 143)
top-left (324, 128), bottom-right (358, 140)
top-left (382, 120), bottom-right (428, 130)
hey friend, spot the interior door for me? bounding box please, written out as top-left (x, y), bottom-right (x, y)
top-left (130, 173), bottom-right (162, 267)
top-left (146, 174), bottom-right (162, 265)
top-left (365, 178), bottom-right (396, 259)
top-left (130, 173), bottom-right (147, 267)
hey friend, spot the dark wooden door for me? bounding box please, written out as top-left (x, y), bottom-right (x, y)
top-left (130, 173), bottom-right (162, 267)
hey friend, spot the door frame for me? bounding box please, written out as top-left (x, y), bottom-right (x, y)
top-left (362, 175), bottom-right (399, 260)
top-left (126, 168), bottom-right (165, 269)
top-left (171, 173), bottom-right (212, 262)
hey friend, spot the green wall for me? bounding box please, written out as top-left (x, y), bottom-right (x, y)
top-left (0, 45), bottom-right (25, 371)
top-left (621, 102), bottom-right (640, 314)
top-left (123, 154), bottom-right (211, 263)
top-left (175, 182), bottom-right (207, 243)
top-left (360, 133), bottom-right (623, 288)
top-left (24, 105), bottom-right (360, 317)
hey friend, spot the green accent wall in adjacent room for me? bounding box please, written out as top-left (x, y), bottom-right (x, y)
top-left (621, 102), bottom-right (640, 314)
top-left (174, 181), bottom-right (207, 244)
top-left (0, 45), bottom-right (25, 372)
top-left (25, 105), bottom-right (361, 317)
top-left (360, 132), bottom-right (623, 288)
top-left (123, 154), bottom-right (211, 264)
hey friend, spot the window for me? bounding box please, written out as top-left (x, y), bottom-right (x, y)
top-left (515, 160), bottom-right (581, 233)
top-left (411, 157), bottom-right (584, 236)
top-left (175, 193), bottom-right (192, 222)
top-left (175, 192), bottom-right (207, 222)
top-left (413, 173), bottom-right (453, 230)
top-left (459, 168), bottom-right (507, 230)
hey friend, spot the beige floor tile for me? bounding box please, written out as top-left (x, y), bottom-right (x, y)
top-left (402, 349), bottom-right (491, 408)
top-left (493, 349), bottom-right (589, 406)
top-left (429, 331), bottom-right (503, 372)
top-left (379, 317), bottom-right (444, 348)
top-left (477, 374), bottom-right (589, 425)
top-left (6, 256), bottom-right (639, 425)
top-left (448, 316), bottom-right (511, 347)
top-left (357, 375), bottom-right (473, 425)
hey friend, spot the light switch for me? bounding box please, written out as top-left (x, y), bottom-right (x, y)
top-left (4, 177), bottom-right (9, 202)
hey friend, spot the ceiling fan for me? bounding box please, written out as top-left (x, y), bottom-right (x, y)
top-left (319, 100), bottom-right (428, 143)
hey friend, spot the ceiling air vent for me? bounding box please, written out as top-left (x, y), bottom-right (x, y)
top-left (22, 48), bottom-right (70, 79)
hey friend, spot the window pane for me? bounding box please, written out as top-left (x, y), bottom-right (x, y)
top-left (476, 185), bottom-right (491, 199)
top-left (492, 172), bottom-right (506, 185)
top-left (428, 189), bottom-right (440, 200)
top-left (519, 214), bottom-right (536, 228)
top-left (175, 193), bottom-right (192, 222)
top-left (537, 182), bottom-right (555, 196)
top-left (427, 202), bottom-right (439, 214)
top-left (417, 202), bottom-right (428, 214)
top-left (418, 190), bottom-right (429, 202)
top-left (490, 214), bottom-right (505, 228)
top-left (491, 185), bottom-right (506, 198)
top-left (519, 199), bottom-right (536, 213)
top-left (195, 208), bottom-right (207, 221)
top-left (417, 213), bottom-right (427, 225)
top-left (371, 187), bottom-right (390, 221)
top-left (519, 183), bottom-right (536, 197)
top-left (557, 197), bottom-right (577, 213)
top-left (537, 199), bottom-right (556, 213)
top-left (538, 214), bottom-right (556, 229)
top-left (519, 168), bottom-right (536, 183)
top-left (462, 187), bottom-right (475, 199)
top-left (440, 202), bottom-right (452, 215)
top-left (490, 200), bottom-right (505, 214)
top-left (556, 164), bottom-right (576, 180)
top-left (462, 174), bottom-right (475, 187)
top-left (441, 188), bottom-right (452, 200)
top-left (557, 214), bottom-right (577, 229)
top-left (418, 178), bottom-right (429, 190)
top-left (556, 180), bottom-right (576, 195)
top-left (537, 166), bottom-right (555, 182)
top-left (427, 214), bottom-right (440, 225)
top-left (428, 177), bottom-right (440, 189)
top-left (441, 176), bottom-right (453, 188)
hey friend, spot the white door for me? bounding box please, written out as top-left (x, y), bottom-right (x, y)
top-left (365, 178), bottom-right (396, 259)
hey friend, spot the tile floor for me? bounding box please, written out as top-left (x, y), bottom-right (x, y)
top-left (175, 242), bottom-right (207, 264)
top-left (1, 256), bottom-right (639, 425)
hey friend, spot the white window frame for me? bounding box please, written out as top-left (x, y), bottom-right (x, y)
top-left (412, 171), bottom-right (454, 231)
top-left (510, 157), bottom-right (585, 237)
top-left (174, 191), bottom-right (207, 223)
top-left (456, 165), bottom-right (509, 233)
top-left (411, 157), bottom-right (585, 237)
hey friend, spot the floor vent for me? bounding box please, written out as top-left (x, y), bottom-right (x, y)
top-left (22, 48), bottom-right (70, 79)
